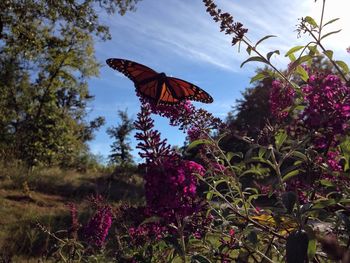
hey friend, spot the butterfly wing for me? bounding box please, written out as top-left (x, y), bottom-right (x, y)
top-left (106, 58), bottom-right (158, 84)
top-left (166, 77), bottom-right (213, 104)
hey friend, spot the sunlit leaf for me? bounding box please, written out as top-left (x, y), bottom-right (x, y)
top-left (295, 65), bottom-right (309, 82)
top-left (335, 60), bottom-right (350, 74)
top-left (289, 55), bottom-right (312, 71)
top-left (187, 139), bottom-right (211, 151)
top-left (250, 72), bottom-right (268, 83)
top-left (305, 16), bottom-right (318, 27)
top-left (307, 45), bottom-right (318, 55)
top-left (285, 46), bottom-right (304, 57)
top-left (323, 50), bottom-right (333, 60)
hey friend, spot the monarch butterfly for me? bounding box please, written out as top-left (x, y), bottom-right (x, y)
top-left (106, 58), bottom-right (213, 105)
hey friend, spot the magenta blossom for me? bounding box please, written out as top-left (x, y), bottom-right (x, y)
top-left (83, 205), bottom-right (113, 248)
top-left (301, 74), bottom-right (350, 149)
top-left (269, 80), bottom-right (295, 120)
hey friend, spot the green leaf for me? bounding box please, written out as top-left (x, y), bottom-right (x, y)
top-left (141, 216), bottom-right (161, 225)
top-left (191, 254), bottom-right (213, 263)
top-left (285, 46), bottom-right (304, 57)
top-left (321, 29), bottom-right (342, 40)
top-left (275, 130), bottom-right (288, 151)
top-left (323, 50), bottom-right (333, 60)
top-left (319, 179), bottom-right (334, 187)
top-left (255, 35), bottom-right (276, 47)
top-left (341, 138), bottom-right (350, 171)
top-left (307, 45), bottom-right (318, 55)
top-left (295, 65), bottom-right (309, 82)
top-left (305, 226), bottom-right (316, 261)
top-left (187, 139), bottom-right (211, 151)
top-left (335, 60), bottom-right (350, 74)
top-left (323, 18), bottom-right (340, 27)
top-left (258, 147), bottom-right (267, 158)
top-left (246, 46), bottom-right (252, 55)
top-left (206, 191), bottom-right (213, 200)
top-left (250, 72), bottom-right (268, 83)
top-left (282, 170), bottom-right (299, 182)
top-left (288, 53), bottom-right (296, 62)
top-left (312, 199), bottom-right (336, 209)
top-left (240, 56), bottom-right (268, 68)
top-left (289, 55), bottom-right (312, 71)
top-left (226, 151), bottom-right (243, 162)
top-left (305, 16), bottom-right (318, 27)
top-left (267, 50), bottom-right (280, 61)
top-left (291, 151), bottom-right (307, 161)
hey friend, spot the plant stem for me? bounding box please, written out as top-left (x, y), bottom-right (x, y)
top-left (176, 214), bottom-right (187, 263)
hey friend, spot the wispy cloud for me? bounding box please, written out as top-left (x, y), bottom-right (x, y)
top-left (90, 0), bottom-right (350, 159)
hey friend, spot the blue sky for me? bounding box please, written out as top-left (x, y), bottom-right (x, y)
top-left (87, 0), bottom-right (350, 163)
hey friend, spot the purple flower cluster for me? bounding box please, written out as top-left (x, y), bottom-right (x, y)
top-left (301, 74), bottom-right (350, 149)
top-left (67, 203), bottom-right (80, 239)
top-left (128, 222), bottom-right (167, 246)
top-left (83, 205), bottom-right (113, 248)
top-left (269, 80), bottom-right (295, 120)
top-left (203, 0), bottom-right (248, 45)
top-left (144, 157), bottom-right (205, 220)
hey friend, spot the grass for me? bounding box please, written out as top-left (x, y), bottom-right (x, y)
top-left (0, 162), bottom-right (144, 261)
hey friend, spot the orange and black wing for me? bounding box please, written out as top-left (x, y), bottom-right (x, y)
top-left (106, 58), bottom-right (158, 85)
top-left (165, 77), bottom-right (213, 104)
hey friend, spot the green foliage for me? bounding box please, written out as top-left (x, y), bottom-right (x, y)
top-left (107, 109), bottom-right (135, 167)
top-left (0, 0), bottom-right (140, 168)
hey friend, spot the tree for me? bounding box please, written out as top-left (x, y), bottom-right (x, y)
top-left (107, 110), bottom-right (134, 166)
top-left (0, 0), bottom-right (140, 167)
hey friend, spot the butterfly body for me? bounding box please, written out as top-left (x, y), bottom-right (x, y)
top-left (106, 58), bottom-right (213, 105)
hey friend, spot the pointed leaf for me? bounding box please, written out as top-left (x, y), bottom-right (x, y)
top-left (295, 65), bottom-right (309, 82)
top-left (275, 130), bottom-right (288, 151)
top-left (305, 226), bottom-right (316, 261)
top-left (335, 60), bottom-right (349, 74)
top-left (285, 46), bottom-right (304, 57)
top-left (323, 50), bottom-right (333, 60)
top-left (240, 56), bottom-right (268, 68)
top-left (255, 35), bottom-right (277, 47)
top-left (321, 29), bottom-right (341, 40)
top-left (267, 50), bottom-right (280, 61)
top-left (305, 16), bottom-right (318, 27)
top-left (323, 18), bottom-right (340, 27)
top-left (246, 46), bottom-right (252, 55)
top-left (288, 53), bottom-right (296, 62)
top-left (250, 72), bottom-right (268, 83)
top-left (282, 170), bottom-right (299, 182)
top-left (187, 139), bottom-right (211, 151)
top-left (307, 45), bottom-right (318, 56)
